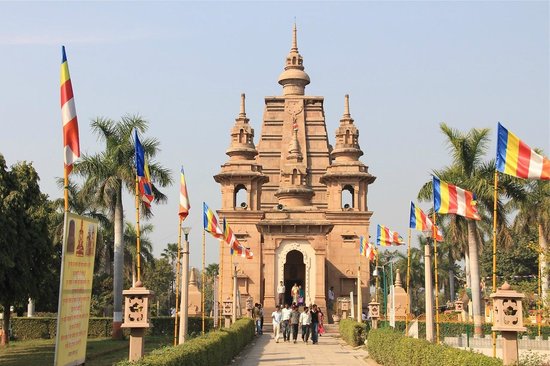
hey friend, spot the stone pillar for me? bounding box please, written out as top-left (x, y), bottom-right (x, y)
top-left (178, 237), bottom-right (189, 344)
top-left (357, 266), bottom-right (362, 323)
top-left (121, 282), bottom-right (154, 362)
top-left (424, 244), bottom-right (434, 342)
top-left (491, 282), bottom-right (526, 366)
top-left (27, 298), bottom-right (34, 317)
top-left (223, 300), bottom-right (233, 328)
top-left (368, 301), bottom-right (380, 329)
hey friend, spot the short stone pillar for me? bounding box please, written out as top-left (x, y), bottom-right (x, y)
top-left (246, 297), bottom-right (254, 318)
top-left (490, 282), bottom-right (526, 366)
top-left (223, 299), bottom-right (233, 328)
top-left (340, 298), bottom-right (350, 320)
top-left (121, 281), bottom-right (154, 362)
top-left (368, 300), bottom-right (380, 329)
top-left (454, 300), bottom-right (464, 321)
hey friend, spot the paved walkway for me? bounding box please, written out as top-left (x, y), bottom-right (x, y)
top-left (233, 332), bottom-right (369, 366)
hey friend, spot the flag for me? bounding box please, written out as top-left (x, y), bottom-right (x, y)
top-left (61, 46), bottom-right (80, 174)
top-left (433, 176), bottom-right (480, 220)
top-left (376, 225), bottom-right (404, 246)
top-left (224, 219), bottom-right (253, 259)
top-left (366, 242), bottom-right (377, 262)
top-left (409, 202), bottom-right (444, 241)
top-left (359, 236), bottom-right (367, 256)
top-left (203, 202), bottom-right (224, 239)
top-left (496, 122), bottom-right (550, 180)
top-left (178, 167), bottom-right (191, 220)
top-left (134, 131), bottom-right (154, 208)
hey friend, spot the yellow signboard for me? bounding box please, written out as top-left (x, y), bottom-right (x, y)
top-left (54, 212), bottom-right (98, 366)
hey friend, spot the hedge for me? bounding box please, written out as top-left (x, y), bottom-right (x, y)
top-left (10, 316), bottom-right (213, 340)
top-left (115, 318), bottom-right (255, 366)
top-left (339, 318), bottom-right (368, 347)
top-left (367, 328), bottom-right (502, 366)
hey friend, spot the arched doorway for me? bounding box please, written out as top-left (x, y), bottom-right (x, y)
top-left (284, 250), bottom-right (305, 305)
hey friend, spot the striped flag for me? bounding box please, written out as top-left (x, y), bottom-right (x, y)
top-left (178, 167), bottom-right (191, 220)
top-left (433, 176), bottom-right (480, 220)
top-left (225, 219), bottom-right (253, 259)
top-left (409, 202), bottom-right (444, 241)
top-left (366, 242), bottom-right (377, 262)
top-left (376, 225), bottom-right (404, 246)
top-left (359, 236), bottom-right (367, 256)
top-left (497, 122), bottom-right (550, 180)
top-left (134, 131), bottom-right (154, 208)
top-left (203, 202), bottom-right (224, 239)
top-left (61, 46), bottom-right (80, 174)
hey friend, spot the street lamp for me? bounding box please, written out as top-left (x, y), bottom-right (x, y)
top-left (178, 226), bottom-right (191, 344)
top-left (232, 259), bottom-right (238, 324)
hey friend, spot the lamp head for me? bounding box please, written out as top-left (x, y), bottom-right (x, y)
top-left (182, 227), bottom-right (191, 235)
top-left (373, 268), bottom-right (379, 277)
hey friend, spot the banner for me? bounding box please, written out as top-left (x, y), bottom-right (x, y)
top-left (54, 212), bottom-right (98, 366)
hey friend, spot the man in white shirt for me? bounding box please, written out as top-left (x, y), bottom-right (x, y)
top-left (277, 281), bottom-right (285, 306)
top-left (299, 306), bottom-right (311, 343)
top-left (281, 303), bottom-right (292, 342)
top-left (271, 305), bottom-right (282, 343)
top-left (328, 286), bottom-right (335, 311)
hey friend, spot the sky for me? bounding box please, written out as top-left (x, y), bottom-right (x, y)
top-left (1, 1), bottom-right (548, 270)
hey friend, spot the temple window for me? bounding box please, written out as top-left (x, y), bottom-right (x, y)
top-left (234, 184), bottom-right (248, 209)
top-left (342, 185), bottom-right (354, 209)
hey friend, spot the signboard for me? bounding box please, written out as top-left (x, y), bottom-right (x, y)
top-left (54, 212), bottom-right (98, 366)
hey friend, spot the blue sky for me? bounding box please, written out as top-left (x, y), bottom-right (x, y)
top-left (1, 1), bottom-right (548, 269)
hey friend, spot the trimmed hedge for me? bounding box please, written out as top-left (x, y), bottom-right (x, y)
top-left (367, 328), bottom-right (502, 366)
top-left (115, 318), bottom-right (255, 366)
top-left (339, 318), bottom-right (368, 347)
top-left (10, 316), bottom-right (213, 340)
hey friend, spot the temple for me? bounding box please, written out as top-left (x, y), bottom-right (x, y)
top-left (214, 25), bottom-right (376, 315)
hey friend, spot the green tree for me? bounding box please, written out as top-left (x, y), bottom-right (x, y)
top-left (123, 222), bottom-right (154, 287)
top-left (0, 155), bottom-right (54, 345)
top-left (143, 258), bottom-right (174, 316)
top-left (418, 123), bottom-right (524, 335)
top-left (75, 115), bottom-right (172, 338)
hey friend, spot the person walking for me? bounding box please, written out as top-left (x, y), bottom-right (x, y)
top-left (299, 306), bottom-right (311, 344)
top-left (252, 303), bottom-right (262, 335)
top-left (277, 281), bottom-right (285, 306)
top-left (281, 303), bottom-right (292, 342)
top-left (290, 304), bottom-right (300, 343)
top-left (298, 285), bottom-right (304, 306)
top-left (318, 307), bottom-right (325, 336)
top-left (259, 303), bottom-right (264, 333)
top-left (328, 286), bottom-right (335, 312)
top-left (310, 304), bottom-right (319, 344)
top-left (271, 305), bottom-right (282, 343)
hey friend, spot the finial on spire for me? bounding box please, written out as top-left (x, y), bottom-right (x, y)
top-left (292, 22), bottom-right (298, 51)
top-left (344, 94), bottom-right (350, 118)
top-left (239, 93), bottom-right (246, 118)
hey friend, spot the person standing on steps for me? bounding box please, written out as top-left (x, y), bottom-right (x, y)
top-left (291, 283), bottom-right (300, 305)
top-left (271, 305), bottom-right (282, 343)
top-left (299, 306), bottom-right (311, 344)
top-left (253, 303), bottom-right (262, 335)
top-left (290, 304), bottom-right (300, 343)
top-left (281, 303), bottom-right (292, 342)
top-left (277, 281), bottom-right (285, 306)
top-left (310, 304), bottom-right (319, 344)
top-left (328, 286), bottom-right (335, 312)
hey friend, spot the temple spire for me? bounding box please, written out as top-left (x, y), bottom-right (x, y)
top-left (239, 93), bottom-right (246, 118)
top-left (292, 22), bottom-right (298, 51)
top-left (278, 23), bottom-right (310, 95)
top-left (344, 94), bottom-right (350, 118)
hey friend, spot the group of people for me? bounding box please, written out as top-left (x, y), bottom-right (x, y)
top-left (268, 303), bottom-right (325, 344)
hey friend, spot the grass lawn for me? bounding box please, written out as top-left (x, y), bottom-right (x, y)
top-left (0, 336), bottom-right (172, 366)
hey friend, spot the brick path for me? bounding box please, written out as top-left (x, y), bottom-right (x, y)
top-left (233, 331), bottom-right (369, 366)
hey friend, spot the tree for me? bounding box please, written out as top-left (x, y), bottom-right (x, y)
top-left (75, 115), bottom-right (172, 338)
top-left (418, 123), bottom-right (524, 336)
top-left (143, 258), bottom-right (174, 316)
top-left (0, 155), bottom-right (55, 345)
top-left (123, 222), bottom-right (154, 287)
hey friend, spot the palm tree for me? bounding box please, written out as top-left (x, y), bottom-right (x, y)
top-left (512, 180), bottom-right (550, 301)
top-left (418, 123), bottom-right (524, 336)
top-left (75, 115), bottom-right (172, 338)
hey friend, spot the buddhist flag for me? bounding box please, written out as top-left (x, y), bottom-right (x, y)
top-left (376, 225), bottom-right (404, 246)
top-left (366, 242), bottom-right (377, 262)
top-left (224, 219), bottom-right (253, 259)
top-left (178, 167), bottom-right (191, 220)
top-left (496, 123), bottom-right (550, 180)
top-left (359, 236), bottom-right (367, 256)
top-left (134, 130), bottom-right (154, 208)
top-left (203, 202), bottom-right (224, 239)
top-left (433, 176), bottom-right (480, 220)
top-left (409, 202), bottom-right (444, 241)
top-left (61, 46), bottom-right (80, 174)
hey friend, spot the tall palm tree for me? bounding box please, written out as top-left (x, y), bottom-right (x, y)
top-left (418, 123), bottom-right (524, 336)
top-left (512, 180), bottom-right (550, 300)
top-left (75, 115), bottom-right (172, 338)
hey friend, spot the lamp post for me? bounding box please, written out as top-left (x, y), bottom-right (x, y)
top-left (372, 261), bottom-right (394, 321)
top-left (178, 227), bottom-right (191, 344)
top-left (232, 260), bottom-right (238, 324)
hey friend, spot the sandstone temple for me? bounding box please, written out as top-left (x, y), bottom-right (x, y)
top-left (214, 25), bottom-right (376, 314)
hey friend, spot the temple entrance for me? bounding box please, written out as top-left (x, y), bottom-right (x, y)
top-left (284, 250), bottom-right (305, 305)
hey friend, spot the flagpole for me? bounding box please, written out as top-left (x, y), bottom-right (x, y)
top-left (432, 212), bottom-right (440, 344)
top-left (539, 253), bottom-right (542, 338)
top-left (219, 243), bottom-right (224, 329)
top-left (375, 255), bottom-right (379, 302)
top-left (174, 218), bottom-right (182, 346)
top-left (64, 170), bottom-right (69, 212)
top-left (231, 247), bottom-right (234, 309)
top-left (202, 227), bottom-right (206, 334)
top-left (406, 228), bottom-right (411, 335)
top-left (492, 170), bottom-right (498, 358)
top-left (135, 176), bottom-right (142, 283)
